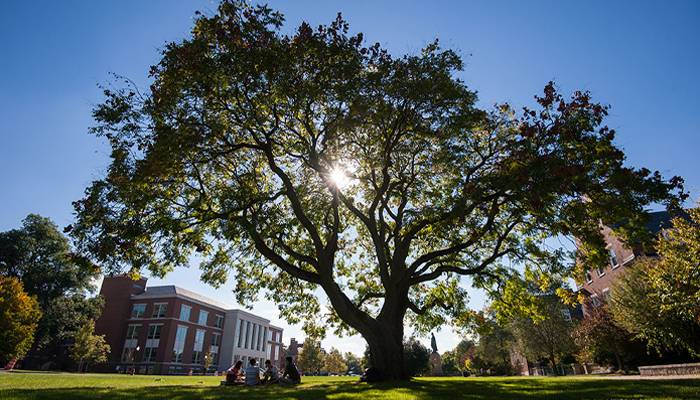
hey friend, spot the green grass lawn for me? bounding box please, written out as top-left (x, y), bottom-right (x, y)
top-left (1, 372), bottom-right (699, 400)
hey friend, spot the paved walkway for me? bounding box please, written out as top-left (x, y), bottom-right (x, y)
top-left (586, 374), bottom-right (700, 380)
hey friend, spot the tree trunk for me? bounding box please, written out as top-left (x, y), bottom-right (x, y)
top-left (319, 275), bottom-right (409, 380)
top-left (614, 352), bottom-right (623, 372)
top-left (549, 354), bottom-right (557, 375)
top-left (364, 320), bottom-right (406, 380)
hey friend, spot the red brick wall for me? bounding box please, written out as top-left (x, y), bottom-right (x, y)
top-left (95, 276), bottom-right (147, 366)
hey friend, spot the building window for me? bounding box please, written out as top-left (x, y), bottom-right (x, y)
top-left (147, 324), bottom-right (162, 340)
top-left (602, 287), bottom-right (611, 301)
top-left (262, 327), bottom-right (268, 352)
top-left (245, 321), bottom-right (251, 349)
top-left (254, 324), bottom-right (260, 350)
top-left (211, 333), bottom-right (221, 347)
top-left (179, 305), bottom-right (191, 321)
top-left (125, 324), bottom-right (141, 340)
top-left (198, 310), bottom-right (209, 326)
top-left (172, 325), bottom-right (188, 363)
top-left (584, 269), bottom-right (593, 283)
top-left (215, 314), bottom-right (224, 329)
top-left (609, 248), bottom-right (619, 268)
top-left (590, 294), bottom-right (601, 307)
top-left (237, 319), bottom-right (245, 348)
top-left (596, 265), bottom-right (606, 277)
top-left (256, 325), bottom-right (262, 351)
top-left (152, 303), bottom-right (167, 318)
top-left (143, 347), bottom-right (157, 363)
top-left (561, 309), bottom-right (572, 322)
top-left (131, 304), bottom-right (146, 318)
top-left (121, 347), bottom-right (135, 363)
top-left (192, 329), bottom-right (205, 364)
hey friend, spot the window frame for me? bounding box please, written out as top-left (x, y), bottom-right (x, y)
top-left (125, 324), bottom-right (141, 340)
top-left (152, 302), bottom-right (168, 318)
top-left (179, 304), bottom-right (192, 321)
top-left (131, 303), bottom-right (146, 319)
top-left (198, 310), bottom-right (209, 326)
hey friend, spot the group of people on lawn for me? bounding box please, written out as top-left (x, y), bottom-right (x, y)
top-left (224, 356), bottom-right (301, 386)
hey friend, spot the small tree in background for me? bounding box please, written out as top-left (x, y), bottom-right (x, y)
top-left (0, 276), bottom-right (41, 367)
top-left (323, 348), bottom-right (347, 375)
top-left (70, 320), bottom-right (110, 372)
top-left (472, 313), bottom-right (514, 375)
top-left (442, 339), bottom-right (476, 374)
top-left (509, 296), bottom-right (576, 373)
top-left (572, 301), bottom-right (633, 371)
top-left (403, 338), bottom-right (430, 376)
top-left (203, 351), bottom-right (213, 373)
top-left (344, 352), bottom-right (361, 374)
top-left (297, 339), bottom-right (324, 375)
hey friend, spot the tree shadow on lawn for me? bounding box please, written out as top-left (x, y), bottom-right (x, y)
top-left (3, 377), bottom-right (700, 400)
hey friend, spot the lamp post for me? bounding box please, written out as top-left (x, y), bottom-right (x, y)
top-left (131, 345), bottom-right (140, 375)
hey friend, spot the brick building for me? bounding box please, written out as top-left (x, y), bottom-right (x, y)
top-left (95, 276), bottom-right (283, 374)
top-left (578, 210), bottom-right (675, 312)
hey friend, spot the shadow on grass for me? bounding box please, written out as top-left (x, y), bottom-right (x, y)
top-left (2, 377), bottom-right (700, 400)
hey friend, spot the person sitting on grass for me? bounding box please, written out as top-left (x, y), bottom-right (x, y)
top-left (224, 360), bottom-right (244, 385)
top-left (261, 359), bottom-right (279, 384)
top-left (244, 358), bottom-right (262, 386)
top-left (279, 356), bottom-right (301, 385)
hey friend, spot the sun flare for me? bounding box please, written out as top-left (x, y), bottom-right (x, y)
top-left (329, 167), bottom-right (351, 190)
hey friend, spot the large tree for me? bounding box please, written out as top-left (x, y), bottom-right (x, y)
top-left (70, 1), bottom-right (684, 379)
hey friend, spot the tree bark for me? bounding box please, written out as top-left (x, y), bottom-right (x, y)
top-left (614, 352), bottom-right (623, 372)
top-left (364, 318), bottom-right (407, 380)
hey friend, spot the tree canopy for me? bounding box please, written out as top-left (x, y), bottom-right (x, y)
top-left (0, 214), bottom-right (99, 307)
top-left (71, 0), bottom-right (685, 379)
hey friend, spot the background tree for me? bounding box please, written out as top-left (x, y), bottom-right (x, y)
top-left (610, 210), bottom-right (700, 359)
top-left (571, 301), bottom-right (634, 371)
top-left (442, 339), bottom-right (476, 374)
top-left (203, 351), bottom-right (213, 373)
top-left (70, 0), bottom-right (684, 379)
top-left (0, 277), bottom-right (42, 367)
top-left (0, 214), bottom-right (98, 307)
top-left (69, 320), bottom-right (110, 372)
top-left (509, 296), bottom-right (576, 373)
top-left (472, 312), bottom-right (514, 375)
top-left (344, 352), bottom-right (361, 374)
top-left (297, 339), bottom-right (324, 375)
top-left (323, 347), bottom-right (348, 375)
top-left (0, 214), bottom-right (101, 369)
top-left (403, 338), bottom-right (430, 376)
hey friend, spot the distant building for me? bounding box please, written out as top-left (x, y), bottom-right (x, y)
top-left (577, 211), bottom-right (677, 313)
top-left (95, 276), bottom-right (283, 374)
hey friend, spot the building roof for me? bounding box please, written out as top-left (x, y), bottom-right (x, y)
top-left (132, 285), bottom-right (231, 311)
top-left (611, 209), bottom-right (687, 236)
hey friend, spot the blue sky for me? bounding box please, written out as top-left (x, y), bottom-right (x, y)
top-left (1, 0), bottom-right (699, 355)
